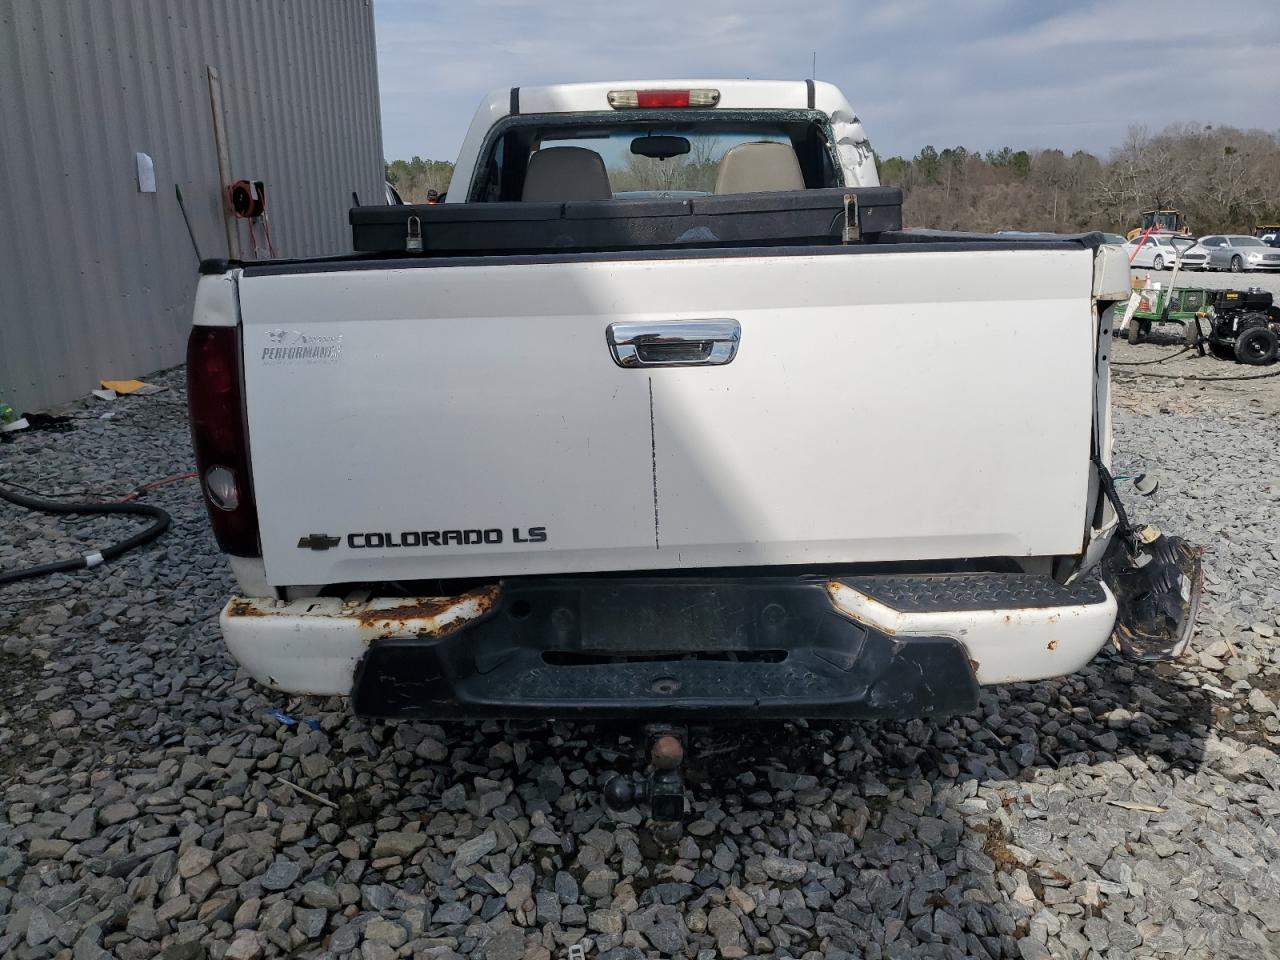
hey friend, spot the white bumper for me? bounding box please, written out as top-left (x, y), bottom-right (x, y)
top-left (826, 579), bottom-right (1118, 685)
top-left (221, 576), bottom-right (1118, 697)
top-left (220, 588), bottom-right (499, 695)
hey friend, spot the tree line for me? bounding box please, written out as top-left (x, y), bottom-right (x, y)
top-left (385, 122), bottom-right (1280, 235)
top-left (879, 123), bottom-right (1280, 235)
top-left (384, 156), bottom-right (454, 201)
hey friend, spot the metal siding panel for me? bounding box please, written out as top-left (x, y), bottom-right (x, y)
top-left (193, 0), bottom-right (232, 255)
top-left (129, 0), bottom-right (201, 366)
top-left (11, 1), bottom-right (100, 405)
top-left (148, 4), bottom-right (211, 340)
top-left (0, 2), bottom-right (45, 404)
top-left (256, 0), bottom-right (290, 256)
top-left (254, 0), bottom-right (288, 256)
top-left (275, 0), bottom-right (310, 253)
top-left (0, 0), bottom-right (384, 413)
top-left (212, 0), bottom-right (248, 259)
top-left (304, 2), bottom-right (339, 251)
top-left (114, 0), bottom-right (170, 379)
top-left (289, 0), bottom-right (325, 253)
top-left (276, 0), bottom-right (311, 252)
top-left (350, 1), bottom-right (381, 208)
top-left (62, 0), bottom-right (119, 391)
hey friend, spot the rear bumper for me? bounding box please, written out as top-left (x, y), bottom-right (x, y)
top-left (221, 573), bottom-right (1117, 720)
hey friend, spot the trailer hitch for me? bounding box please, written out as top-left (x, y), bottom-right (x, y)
top-left (603, 726), bottom-right (688, 830)
top-left (1094, 457), bottom-right (1203, 661)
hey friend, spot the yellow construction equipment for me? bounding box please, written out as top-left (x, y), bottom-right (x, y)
top-left (1125, 209), bottom-right (1188, 241)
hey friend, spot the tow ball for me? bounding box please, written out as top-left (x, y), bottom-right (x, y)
top-left (603, 726), bottom-right (688, 826)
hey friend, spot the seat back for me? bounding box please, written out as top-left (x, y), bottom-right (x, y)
top-left (522, 146), bottom-right (612, 202)
top-left (714, 141), bottom-right (805, 194)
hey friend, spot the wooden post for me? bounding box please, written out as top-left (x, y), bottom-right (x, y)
top-left (206, 66), bottom-right (238, 259)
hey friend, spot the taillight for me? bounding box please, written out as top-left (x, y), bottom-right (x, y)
top-left (607, 89), bottom-right (720, 109)
top-left (187, 326), bottom-right (261, 556)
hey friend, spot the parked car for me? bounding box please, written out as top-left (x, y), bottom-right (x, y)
top-left (1124, 234), bottom-right (1181, 270)
top-left (1253, 224), bottom-right (1280, 247)
top-left (1100, 233), bottom-right (1127, 246)
top-left (1175, 241), bottom-right (1210, 270)
top-left (187, 79), bottom-right (1200, 798)
top-left (1199, 235), bottom-right (1280, 272)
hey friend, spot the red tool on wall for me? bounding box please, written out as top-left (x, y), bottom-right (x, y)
top-left (227, 179), bottom-right (276, 258)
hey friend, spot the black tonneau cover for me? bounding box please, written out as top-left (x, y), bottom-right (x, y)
top-left (224, 231), bottom-right (1107, 278)
top-left (349, 187), bottom-right (904, 254)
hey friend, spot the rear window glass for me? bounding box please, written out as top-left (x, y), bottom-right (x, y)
top-left (537, 128), bottom-right (790, 197)
top-left (469, 115), bottom-right (837, 201)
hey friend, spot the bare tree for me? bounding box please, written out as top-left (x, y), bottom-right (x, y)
top-left (879, 122), bottom-right (1280, 234)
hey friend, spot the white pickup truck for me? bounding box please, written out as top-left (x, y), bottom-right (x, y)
top-left (189, 80), bottom-right (1200, 731)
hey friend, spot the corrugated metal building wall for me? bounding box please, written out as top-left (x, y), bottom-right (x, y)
top-left (0, 0), bottom-right (384, 413)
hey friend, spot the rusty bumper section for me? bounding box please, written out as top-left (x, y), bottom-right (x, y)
top-left (220, 587), bottom-right (499, 695)
top-left (351, 577), bottom-right (980, 721)
top-left (225, 585), bottom-right (499, 640)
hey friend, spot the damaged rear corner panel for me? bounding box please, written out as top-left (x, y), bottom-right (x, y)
top-left (220, 586), bottom-right (500, 694)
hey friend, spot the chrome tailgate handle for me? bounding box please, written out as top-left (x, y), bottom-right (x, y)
top-left (606, 319), bottom-right (741, 368)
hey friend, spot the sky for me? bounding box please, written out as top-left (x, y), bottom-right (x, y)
top-left (374, 0), bottom-right (1280, 164)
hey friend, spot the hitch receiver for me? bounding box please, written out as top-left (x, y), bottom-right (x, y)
top-left (603, 726), bottom-right (688, 825)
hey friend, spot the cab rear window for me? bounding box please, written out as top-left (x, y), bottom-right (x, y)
top-left (470, 114), bottom-right (838, 202)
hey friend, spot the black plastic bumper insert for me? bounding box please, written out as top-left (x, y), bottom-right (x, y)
top-left (352, 576), bottom-right (979, 721)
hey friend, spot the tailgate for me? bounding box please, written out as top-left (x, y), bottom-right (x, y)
top-left (238, 247), bottom-right (1097, 586)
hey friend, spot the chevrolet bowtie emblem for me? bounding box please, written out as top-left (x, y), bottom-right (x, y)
top-left (297, 533), bottom-right (340, 551)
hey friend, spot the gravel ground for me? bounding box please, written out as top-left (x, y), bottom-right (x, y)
top-left (1, 359), bottom-right (1278, 960)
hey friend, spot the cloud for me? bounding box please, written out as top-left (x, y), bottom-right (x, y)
top-left (375, 0), bottom-right (1280, 163)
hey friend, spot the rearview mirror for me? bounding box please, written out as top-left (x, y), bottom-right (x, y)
top-left (630, 135), bottom-right (691, 160)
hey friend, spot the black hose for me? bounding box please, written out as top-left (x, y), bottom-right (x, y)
top-left (0, 483), bottom-right (171, 586)
top-left (1112, 345), bottom-right (1194, 366)
top-left (1114, 367), bottom-right (1280, 382)
top-left (1092, 456), bottom-right (1137, 556)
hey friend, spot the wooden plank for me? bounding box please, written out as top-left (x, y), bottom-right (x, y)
top-left (206, 65), bottom-right (238, 259)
